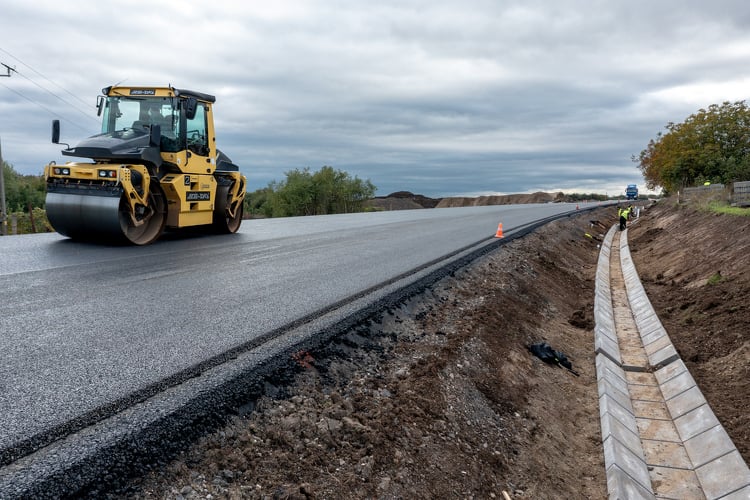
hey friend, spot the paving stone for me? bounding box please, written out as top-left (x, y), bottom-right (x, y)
top-left (632, 400), bottom-right (671, 420)
top-left (627, 383), bottom-right (663, 402)
top-left (642, 439), bottom-right (692, 468)
top-left (674, 405), bottom-right (721, 442)
top-left (648, 465), bottom-right (704, 499)
top-left (635, 417), bottom-right (681, 443)
top-left (684, 425), bottom-right (736, 468)
top-left (695, 450), bottom-right (750, 499)
top-left (654, 360), bottom-right (687, 385)
top-left (666, 386), bottom-right (706, 419)
top-left (604, 437), bottom-right (653, 493)
top-left (625, 371), bottom-right (658, 386)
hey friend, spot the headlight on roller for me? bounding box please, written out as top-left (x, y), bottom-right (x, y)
top-left (98, 169), bottom-right (117, 178)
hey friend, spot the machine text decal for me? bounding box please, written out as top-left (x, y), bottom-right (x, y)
top-left (186, 191), bottom-right (210, 201)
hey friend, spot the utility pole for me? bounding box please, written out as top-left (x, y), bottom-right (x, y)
top-left (1, 63), bottom-right (16, 235)
top-left (1, 62), bottom-right (15, 77)
top-left (0, 137), bottom-right (7, 236)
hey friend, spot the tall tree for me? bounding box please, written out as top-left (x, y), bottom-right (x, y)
top-left (635, 101), bottom-right (750, 193)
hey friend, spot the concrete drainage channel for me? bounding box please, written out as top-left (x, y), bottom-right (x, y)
top-left (594, 224), bottom-right (750, 499)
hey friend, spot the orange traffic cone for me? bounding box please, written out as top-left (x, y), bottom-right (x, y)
top-left (495, 223), bottom-right (504, 238)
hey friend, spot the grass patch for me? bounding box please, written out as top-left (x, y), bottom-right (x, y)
top-left (707, 201), bottom-right (750, 216)
top-left (707, 272), bottom-right (724, 286)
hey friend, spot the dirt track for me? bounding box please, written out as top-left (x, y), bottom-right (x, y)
top-left (124, 200), bottom-right (748, 499)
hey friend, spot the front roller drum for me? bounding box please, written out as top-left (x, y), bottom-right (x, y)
top-left (46, 187), bottom-right (167, 245)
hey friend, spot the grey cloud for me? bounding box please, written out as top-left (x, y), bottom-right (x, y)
top-left (2, 1), bottom-right (750, 197)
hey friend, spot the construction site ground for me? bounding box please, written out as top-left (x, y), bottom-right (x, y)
top-left (125, 200), bottom-right (749, 499)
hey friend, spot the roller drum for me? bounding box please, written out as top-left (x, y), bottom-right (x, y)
top-left (46, 192), bottom-right (124, 241)
top-left (46, 186), bottom-right (166, 245)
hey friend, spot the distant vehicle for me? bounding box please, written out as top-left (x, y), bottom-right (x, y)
top-left (626, 184), bottom-right (638, 200)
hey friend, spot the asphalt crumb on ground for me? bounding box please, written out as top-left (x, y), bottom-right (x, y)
top-left (118, 200), bottom-right (748, 500)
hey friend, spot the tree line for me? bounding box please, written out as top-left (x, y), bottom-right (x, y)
top-left (245, 166), bottom-right (376, 217)
top-left (635, 101), bottom-right (750, 193)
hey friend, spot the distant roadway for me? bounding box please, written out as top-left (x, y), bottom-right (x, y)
top-left (0, 202), bottom-right (583, 496)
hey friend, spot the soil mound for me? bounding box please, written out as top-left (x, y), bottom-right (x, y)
top-left (367, 192), bottom-right (441, 210)
top-left (436, 192), bottom-right (567, 208)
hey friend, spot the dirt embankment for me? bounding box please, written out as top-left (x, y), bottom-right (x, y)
top-left (436, 192), bottom-right (567, 207)
top-left (367, 190), bottom-right (574, 211)
top-left (124, 201), bottom-right (748, 499)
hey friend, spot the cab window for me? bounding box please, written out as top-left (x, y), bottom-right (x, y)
top-left (186, 103), bottom-right (209, 156)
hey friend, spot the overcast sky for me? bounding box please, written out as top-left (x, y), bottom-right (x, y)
top-left (1, 1), bottom-right (749, 197)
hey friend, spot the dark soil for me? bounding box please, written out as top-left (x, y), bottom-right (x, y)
top-left (123, 200), bottom-right (748, 499)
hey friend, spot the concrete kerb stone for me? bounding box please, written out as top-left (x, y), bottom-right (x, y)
top-left (695, 451), bottom-right (750, 499)
top-left (594, 226), bottom-right (621, 366)
top-left (606, 465), bottom-right (657, 500)
top-left (640, 324), bottom-right (668, 346)
top-left (596, 355), bottom-right (629, 394)
top-left (643, 335), bottom-right (673, 357)
top-left (721, 485), bottom-right (750, 500)
top-left (667, 386), bottom-right (708, 419)
top-left (674, 405), bottom-right (722, 442)
top-left (603, 435), bottom-right (653, 494)
top-left (660, 369), bottom-right (698, 400)
top-left (596, 333), bottom-right (622, 366)
top-left (685, 425), bottom-right (737, 468)
top-left (600, 376), bottom-right (635, 410)
top-left (654, 359), bottom-right (688, 385)
top-left (649, 344), bottom-right (679, 369)
top-left (601, 413), bottom-right (647, 464)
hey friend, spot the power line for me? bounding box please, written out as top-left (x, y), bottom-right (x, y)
top-left (0, 48), bottom-right (99, 128)
top-left (0, 48), bottom-right (92, 111)
top-left (0, 80), bottom-right (91, 133)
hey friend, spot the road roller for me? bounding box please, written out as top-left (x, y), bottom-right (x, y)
top-left (44, 85), bottom-right (246, 244)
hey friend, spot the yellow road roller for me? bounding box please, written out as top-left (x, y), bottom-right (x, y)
top-left (44, 85), bottom-right (246, 244)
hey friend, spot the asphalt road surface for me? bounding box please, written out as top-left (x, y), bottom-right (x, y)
top-left (0, 203), bottom-right (580, 492)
